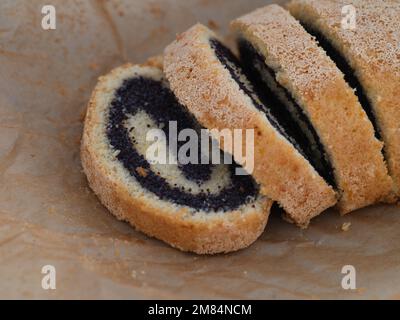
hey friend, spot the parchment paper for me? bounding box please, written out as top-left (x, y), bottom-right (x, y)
top-left (1, 0), bottom-right (400, 300)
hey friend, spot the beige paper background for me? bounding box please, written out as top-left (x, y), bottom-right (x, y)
top-left (0, 0), bottom-right (399, 299)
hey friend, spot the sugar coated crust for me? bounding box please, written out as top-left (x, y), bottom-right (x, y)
top-left (81, 62), bottom-right (272, 254)
top-left (288, 0), bottom-right (400, 200)
top-left (164, 24), bottom-right (337, 227)
top-left (231, 4), bottom-right (394, 214)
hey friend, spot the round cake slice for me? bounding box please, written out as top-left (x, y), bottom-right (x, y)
top-left (164, 24), bottom-right (337, 227)
top-left (231, 4), bottom-right (394, 214)
top-left (288, 0), bottom-right (400, 199)
top-left (81, 62), bottom-right (271, 254)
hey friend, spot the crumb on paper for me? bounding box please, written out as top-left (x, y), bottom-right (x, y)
top-left (56, 86), bottom-right (67, 97)
top-left (208, 19), bottom-right (220, 30)
top-left (89, 62), bottom-right (99, 70)
top-left (148, 4), bottom-right (165, 19)
top-left (341, 222), bottom-right (352, 232)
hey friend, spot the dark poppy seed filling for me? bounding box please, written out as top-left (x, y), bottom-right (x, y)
top-left (107, 76), bottom-right (259, 212)
top-left (209, 38), bottom-right (336, 187)
top-left (300, 23), bottom-right (382, 141)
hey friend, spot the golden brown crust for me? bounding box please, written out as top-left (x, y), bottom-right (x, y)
top-left (164, 24), bottom-right (337, 227)
top-left (81, 63), bottom-right (271, 255)
top-left (231, 4), bottom-right (394, 214)
top-left (288, 0), bottom-right (400, 200)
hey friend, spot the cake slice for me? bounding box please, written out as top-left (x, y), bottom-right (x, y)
top-left (231, 4), bottom-right (393, 214)
top-left (288, 0), bottom-right (400, 199)
top-left (81, 62), bottom-right (271, 254)
top-left (164, 24), bottom-right (337, 227)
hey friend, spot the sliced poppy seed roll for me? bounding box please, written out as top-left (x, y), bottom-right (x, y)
top-left (288, 0), bottom-right (400, 199)
top-left (231, 4), bottom-right (394, 215)
top-left (164, 24), bottom-right (337, 227)
top-left (81, 62), bottom-right (272, 255)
